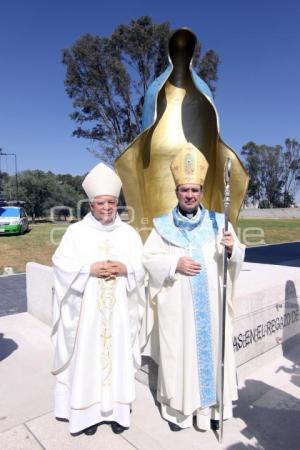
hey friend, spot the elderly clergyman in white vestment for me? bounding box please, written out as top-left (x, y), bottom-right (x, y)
top-left (143, 143), bottom-right (245, 432)
top-left (51, 162), bottom-right (145, 436)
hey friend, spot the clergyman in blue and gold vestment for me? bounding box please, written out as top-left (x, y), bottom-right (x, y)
top-left (143, 143), bottom-right (245, 431)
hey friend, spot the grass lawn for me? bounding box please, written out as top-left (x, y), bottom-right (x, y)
top-left (237, 218), bottom-right (300, 246)
top-left (0, 218), bottom-right (299, 274)
top-left (0, 222), bottom-right (68, 274)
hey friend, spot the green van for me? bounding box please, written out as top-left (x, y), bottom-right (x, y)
top-left (0, 206), bottom-right (29, 235)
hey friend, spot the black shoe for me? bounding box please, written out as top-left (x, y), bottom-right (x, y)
top-left (210, 419), bottom-right (220, 431)
top-left (83, 424), bottom-right (98, 435)
top-left (111, 421), bottom-right (127, 434)
top-left (55, 417), bottom-right (68, 423)
top-left (168, 422), bottom-right (182, 432)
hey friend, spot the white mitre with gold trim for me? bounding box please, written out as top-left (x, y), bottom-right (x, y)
top-left (170, 142), bottom-right (209, 186)
top-left (82, 162), bottom-right (122, 199)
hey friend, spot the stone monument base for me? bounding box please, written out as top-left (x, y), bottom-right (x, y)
top-left (26, 260), bottom-right (300, 383)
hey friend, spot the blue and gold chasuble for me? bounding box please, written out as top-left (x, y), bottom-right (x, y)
top-left (154, 206), bottom-right (223, 408)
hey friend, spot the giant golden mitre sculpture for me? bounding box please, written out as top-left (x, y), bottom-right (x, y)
top-left (115, 28), bottom-right (249, 241)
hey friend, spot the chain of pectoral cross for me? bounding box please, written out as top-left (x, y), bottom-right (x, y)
top-left (98, 239), bottom-right (114, 260)
top-left (177, 228), bottom-right (197, 257)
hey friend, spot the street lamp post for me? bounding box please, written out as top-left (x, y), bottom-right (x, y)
top-left (0, 148), bottom-right (2, 201)
top-left (0, 148), bottom-right (19, 200)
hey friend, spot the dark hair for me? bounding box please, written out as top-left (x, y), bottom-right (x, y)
top-left (175, 185), bottom-right (203, 193)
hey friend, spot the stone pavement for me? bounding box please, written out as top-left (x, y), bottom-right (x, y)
top-left (0, 313), bottom-right (299, 450)
top-left (0, 274), bottom-right (26, 317)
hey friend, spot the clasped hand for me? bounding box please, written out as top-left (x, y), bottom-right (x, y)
top-left (176, 257), bottom-right (201, 276)
top-left (90, 260), bottom-right (127, 279)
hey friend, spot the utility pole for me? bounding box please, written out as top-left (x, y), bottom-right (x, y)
top-left (0, 148), bottom-right (2, 202)
top-left (0, 148), bottom-right (19, 199)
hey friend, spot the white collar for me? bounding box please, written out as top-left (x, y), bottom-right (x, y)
top-left (83, 212), bottom-right (122, 232)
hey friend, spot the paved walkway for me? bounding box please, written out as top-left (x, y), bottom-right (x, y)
top-left (0, 312), bottom-right (299, 450)
top-left (0, 274), bottom-right (26, 317)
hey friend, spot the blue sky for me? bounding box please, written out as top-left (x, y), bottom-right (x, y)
top-left (0, 0), bottom-right (299, 186)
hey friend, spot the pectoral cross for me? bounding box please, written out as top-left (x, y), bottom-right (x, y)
top-left (98, 239), bottom-right (114, 259)
top-left (187, 242), bottom-right (197, 257)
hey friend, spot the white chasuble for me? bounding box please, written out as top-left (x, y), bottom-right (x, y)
top-left (51, 213), bottom-right (145, 433)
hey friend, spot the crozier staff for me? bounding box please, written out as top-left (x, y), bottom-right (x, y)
top-left (142, 142), bottom-right (245, 432)
top-left (51, 162), bottom-right (145, 436)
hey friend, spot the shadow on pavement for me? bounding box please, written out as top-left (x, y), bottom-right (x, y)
top-left (279, 281), bottom-right (300, 388)
top-left (0, 332), bottom-right (18, 361)
top-left (279, 336), bottom-right (300, 389)
top-left (233, 280), bottom-right (300, 450)
top-left (140, 355), bottom-right (161, 411)
top-left (234, 379), bottom-right (300, 450)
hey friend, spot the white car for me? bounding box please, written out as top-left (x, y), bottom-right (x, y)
top-left (0, 206), bottom-right (29, 235)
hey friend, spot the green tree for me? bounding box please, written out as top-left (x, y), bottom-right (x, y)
top-left (55, 174), bottom-right (86, 221)
top-left (57, 173), bottom-right (85, 194)
top-left (280, 139), bottom-right (300, 206)
top-left (241, 139), bottom-right (300, 207)
top-left (4, 171), bottom-right (84, 222)
top-left (63, 16), bottom-right (219, 164)
top-left (0, 171), bottom-right (9, 201)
